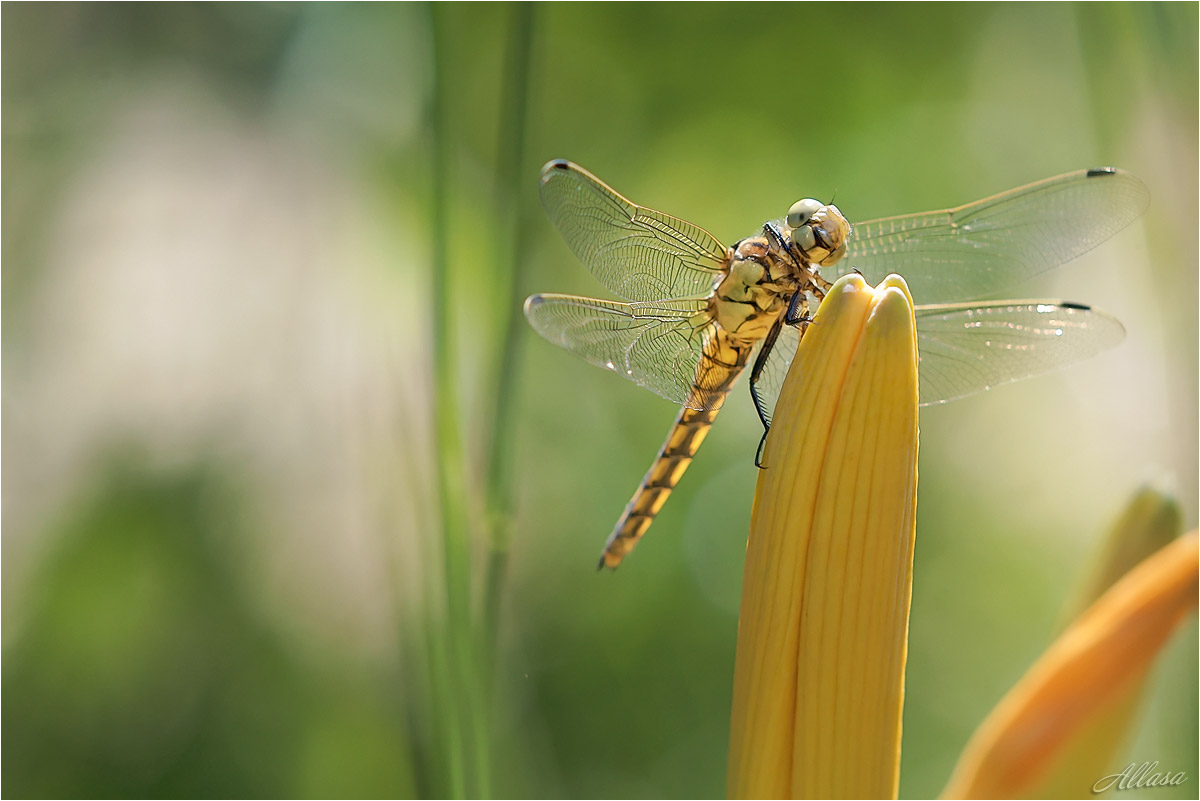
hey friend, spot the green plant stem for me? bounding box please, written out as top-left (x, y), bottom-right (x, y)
top-left (482, 2), bottom-right (535, 675)
top-left (429, 4), bottom-right (473, 797)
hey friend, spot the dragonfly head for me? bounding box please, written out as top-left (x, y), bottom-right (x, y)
top-left (786, 199), bottom-right (850, 267)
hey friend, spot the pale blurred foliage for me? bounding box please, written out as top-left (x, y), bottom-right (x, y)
top-left (3, 76), bottom-right (435, 661)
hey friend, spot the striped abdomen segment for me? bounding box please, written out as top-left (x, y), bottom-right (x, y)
top-left (598, 335), bottom-right (752, 569)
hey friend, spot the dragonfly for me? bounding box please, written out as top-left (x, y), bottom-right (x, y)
top-left (525, 160), bottom-right (1149, 569)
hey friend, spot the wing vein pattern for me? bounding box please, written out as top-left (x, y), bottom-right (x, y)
top-left (836, 169), bottom-right (1149, 303)
top-left (524, 293), bottom-right (721, 410)
top-left (914, 300), bottom-right (1125, 406)
top-left (539, 161), bottom-right (728, 302)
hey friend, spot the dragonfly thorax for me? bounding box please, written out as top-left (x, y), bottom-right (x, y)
top-left (710, 238), bottom-right (796, 343)
top-left (710, 201), bottom-right (851, 344)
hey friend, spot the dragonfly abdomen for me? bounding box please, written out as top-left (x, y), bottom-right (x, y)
top-left (599, 341), bottom-right (749, 569)
top-left (599, 403), bottom-right (722, 569)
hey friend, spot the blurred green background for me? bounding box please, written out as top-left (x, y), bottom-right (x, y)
top-left (3, 3), bottom-right (1196, 798)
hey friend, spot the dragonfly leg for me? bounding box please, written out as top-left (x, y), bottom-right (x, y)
top-left (754, 429), bottom-right (771, 469)
top-left (763, 221), bottom-right (789, 253)
top-left (752, 294), bottom-right (815, 469)
top-left (784, 291), bottom-right (810, 327)
top-left (749, 317), bottom-right (785, 468)
top-left (749, 318), bottom-right (783, 428)
top-left (764, 221), bottom-right (811, 277)
top-left (813, 272), bottom-right (833, 292)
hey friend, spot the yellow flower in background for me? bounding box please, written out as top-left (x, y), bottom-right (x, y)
top-left (940, 525), bottom-right (1195, 801)
top-left (942, 530), bottom-right (1198, 799)
top-left (727, 274), bottom-right (919, 799)
top-left (1027, 483), bottom-right (1186, 799)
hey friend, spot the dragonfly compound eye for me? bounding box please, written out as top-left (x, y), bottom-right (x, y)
top-left (786, 198), bottom-right (823, 228)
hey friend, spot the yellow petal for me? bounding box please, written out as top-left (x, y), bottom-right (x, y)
top-left (727, 274), bottom-right (919, 800)
top-left (941, 531), bottom-right (1199, 799)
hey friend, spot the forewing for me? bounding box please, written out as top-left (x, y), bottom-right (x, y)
top-left (915, 300), bottom-right (1125, 406)
top-left (539, 160), bottom-right (728, 302)
top-left (836, 168), bottom-right (1149, 304)
top-left (524, 293), bottom-right (719, 410)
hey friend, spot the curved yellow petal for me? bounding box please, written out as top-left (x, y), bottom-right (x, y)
top-left (941, 531), bottom-right (1199, 799)
top-left (727, 274), bottom-right (919, 799)
top-left (1026, 484), bottom-right (1185, 798)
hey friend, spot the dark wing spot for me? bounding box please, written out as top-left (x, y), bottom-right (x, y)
top-left (1059, 301), bottom-right (1091, 310)
top-left (1086, 167), bottom-right (1118, 178)
top-left (540, 159), bottom-right (573, 182)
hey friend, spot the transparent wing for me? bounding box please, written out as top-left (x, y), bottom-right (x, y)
top-left (539, 160), bottom-right (728, 302)
top-left (748, 299), bottom-right (1124, 425)
top-left (750, 322), bottom-right (801, 430)
top-left (835, 168), bottom-right (1149, 304)
top-left (524, 293), bottom-right (723, 410)
top-left (915, 300), bottom-right (1125, 406)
